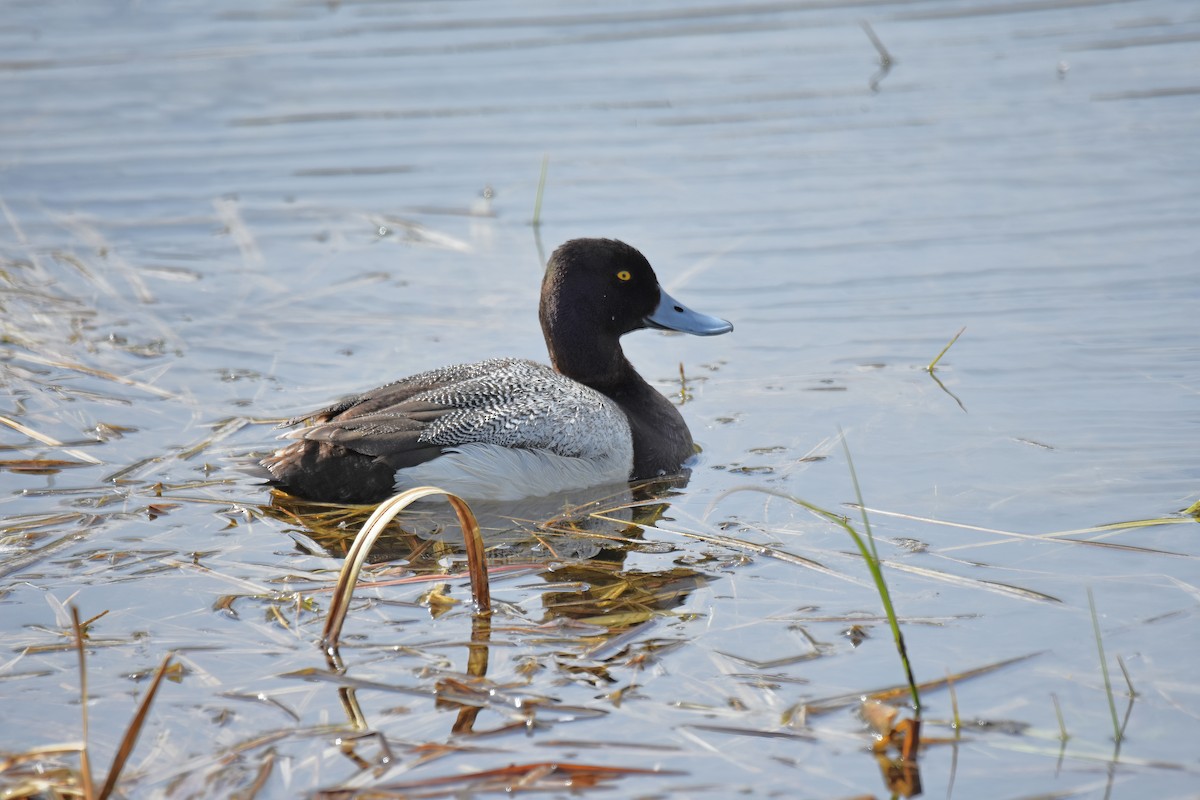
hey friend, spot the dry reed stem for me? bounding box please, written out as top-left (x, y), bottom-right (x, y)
top-left (805, 651), bottom-right (1042, 715)
top-left (70, 607), bottom-right (96, 800)
top-left (213, 197), bottom-right (264, 267)
top-left (96, 652), bottom-right (174, 800)
top-left (859, 505), bottom-right (1192, 556)
top-left (52, 213), bottom-right (156, 304)
top-left (66, 606), bottom-right (175, 800)
top-left (0, 415), bottom-right (103, 465)
top-left (8, 352), bottom-right (175, 399)
top-left (710, 488), bottom-right (1060, 602)
top-left (322, 487), bottom-right (490, 651)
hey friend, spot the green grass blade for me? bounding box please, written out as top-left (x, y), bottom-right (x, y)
top-left (1051, 692), bottom-right (1069, 742)
top-left (1087, 587), bottom-right (1121, 743)
top-left (531, 154), bottom-right (549, 227)
top-left (926, 326), bottom-right (965, 372)
top-left (840, 433), bottom-right (920, 713)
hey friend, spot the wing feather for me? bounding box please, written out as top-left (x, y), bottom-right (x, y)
top-left (277, 358), bottom-right (630, 468)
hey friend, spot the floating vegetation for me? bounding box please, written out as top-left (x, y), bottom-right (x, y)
top-left (4, 253), bottom-right (1197, 796)
top-left (4, 39), bottom-right (1199, 795)
top-left (0, 606), bottom-right (174, 800)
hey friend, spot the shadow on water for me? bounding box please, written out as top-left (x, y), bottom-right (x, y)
top-left (259, 477), bottom-right (722, 796)
top-left (265, 476), bottom-right (707, 628)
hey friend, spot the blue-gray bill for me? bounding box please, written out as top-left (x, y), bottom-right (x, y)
top-left (645, 287), bottom-right (734, 336)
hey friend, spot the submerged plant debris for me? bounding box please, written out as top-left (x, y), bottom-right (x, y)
top-left (3, 206), bottom-right (1198, 797)
top-left (3, 1), bottom-right (1200, 798)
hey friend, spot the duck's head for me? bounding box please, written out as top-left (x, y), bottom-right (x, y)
top-left (538, 238), bottom-right (732, 384)
top-left (540, 238), bottom-right (732, 348)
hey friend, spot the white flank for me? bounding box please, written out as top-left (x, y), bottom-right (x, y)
top-left (393, 441), bottom-right (633, 502)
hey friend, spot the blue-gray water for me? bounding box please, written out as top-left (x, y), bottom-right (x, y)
top-left (2, 1), bottom-right (1198, 797)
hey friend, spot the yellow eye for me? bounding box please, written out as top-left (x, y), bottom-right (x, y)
top-left (616, 270), bottom-right (632, 281)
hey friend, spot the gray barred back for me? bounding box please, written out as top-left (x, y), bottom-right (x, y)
top-left (413, 358), bottom-right (632, 459)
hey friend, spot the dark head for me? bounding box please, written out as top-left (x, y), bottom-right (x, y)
top-left (539, 238), bottom-right (732, 383)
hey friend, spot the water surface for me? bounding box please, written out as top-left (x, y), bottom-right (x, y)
top-left (2, 1), bottom-right (1198, 797)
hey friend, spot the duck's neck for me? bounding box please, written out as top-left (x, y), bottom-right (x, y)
top-left (548, 337), bottom-right (693, 479)
top-left (547, 333), bottom-right (632, 391)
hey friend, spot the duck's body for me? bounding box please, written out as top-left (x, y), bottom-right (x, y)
top-left (262, 238), bottom-right (731, 503)
top-left (265, 358), bottom-right (634, 503)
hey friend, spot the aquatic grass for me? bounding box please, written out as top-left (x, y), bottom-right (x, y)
top-left (1087, 588), bottom-right (1122, 744)
top-left (212, 196), bottom-right (264, 268)
top-left (860, 19), bottom-right (895, 92)
top-left (708, 485), bottom-right (922, 714)
top-left (1051, 692), bottom-right (1069, 742)
top-left (0, 513), bottom-right (125, 580)
top-left (805, 652), bottom-right (1041, 716)
top-left (0, 457), bottom-right (97, 473)
top-left (6, 452), bottom-right (1178, 798)
top-left (924, 326), bottom-right (967, 410)
top-left (860, 20), bottom-right (893, 69)
top-left (322, 486), bottom-right (491, 652)
top-left (72, 607), bottom-right (96, 800)
top-left (101, 417), bottom-right (258, 484)
top-left (531, 153), bottom-right (550, 227)
top-left (317, 760), bottom-right (681, 797)
top-left (7, 351), bottom-right (176, 399)
top-left (651, 510), bottom-right (1062, 603)
top-left (859, 505), bottom-right (1195, 556)
top-left (947, 669), bottom-right (961, 734)
top-left (926, 326), bottom-right (965, 372)
top-left (677, 362), bottom-right (693, 404)
top-left (863, 558), bottom-right (1061, 603)
top-left (95, 652), bottom-right (174, 800)
top-left (28, 605), bottom-right (177, 800)
top-left (53, 213), bottom-right (160, 306)
top-left (1116, 655), bottom-right (1136, 697)
top-left (0, 414), bottom-right (103, 465)
top-left (664, 439), bottom-right (931, 766)
top-left (839, 433), bottom-right (920, 714)
top-left (587, 511), bottom-right (854, 581)
top-left (1, 209), bottom-right (1189, 798)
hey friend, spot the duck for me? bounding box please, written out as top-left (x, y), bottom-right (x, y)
top-left (262, 238), bottom-right (733, 504)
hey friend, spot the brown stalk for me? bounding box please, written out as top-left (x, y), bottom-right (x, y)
top-left (70, 606), bottom-right (96, 800)
top-left (322, 487), bottom-right (490, 652)
top-left (96, 652), bottom-right (175, 800)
